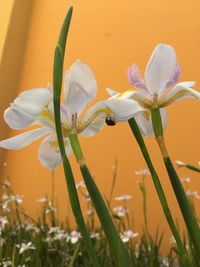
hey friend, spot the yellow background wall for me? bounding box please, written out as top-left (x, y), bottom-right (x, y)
top-left (1, 0), bottom-right (200, 252)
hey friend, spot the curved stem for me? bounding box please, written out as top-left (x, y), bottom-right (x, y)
top-left (128, 118), bottom-right (192, 266)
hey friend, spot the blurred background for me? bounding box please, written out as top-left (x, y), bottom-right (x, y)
top-left (0, 0), bottom-right (200, 252)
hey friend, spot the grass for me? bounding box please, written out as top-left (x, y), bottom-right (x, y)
top-left (0, 161), bottom-right (199, 267)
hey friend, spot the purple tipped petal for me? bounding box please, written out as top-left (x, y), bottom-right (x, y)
top-left (127, 64), bottom-right (148, 92)
top-left (164, 64), bottom-right (180, 91)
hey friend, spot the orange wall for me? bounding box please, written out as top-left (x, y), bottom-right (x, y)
top-left (1, 0), bottom-right (200, 252)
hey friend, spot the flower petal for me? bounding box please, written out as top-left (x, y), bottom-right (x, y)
top-left (145, 44), bottom-right (177, 94)
top-left (82, 97), bottom-right (144, 124)
top-left (105, 88), bottom-right (118, 97)
top-left (106, 98), bottom-right (144, 121)
top-left (0, 127), bottom-right (52, 150)
top-left (165, 64), bottom-right (180, 91)
top-left (4, 88), bottom-right (52, 129)
top-left (12, 88), bottom-right (52, 116)
top-left (159, 81), bottom-right (200, 107)
top-left (136, 108), bottom-right (167, 137)
top-left (64, 61), bottom-right (97, 117)
top-left (81, 119), bottom-right (105, 137)
top-left (127, 64), bottom-right (148, 92)
top-left (4, 106), bottom-right (35, 129)
top-left (38, 134), bottom-right (72, 171)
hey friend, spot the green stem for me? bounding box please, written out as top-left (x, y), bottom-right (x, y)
top-left (128, 118), bottom-right (192, 265)
top-left (69, 134), bottom-right (133, 267)
top-left (53, 7), bottom-right (100, 267)
top-left (151, 108), bottom-right (200, 260)
top-left (163, 156), bottom-right (200, 259)
top-left (185, 164), bottom-right (200, 173)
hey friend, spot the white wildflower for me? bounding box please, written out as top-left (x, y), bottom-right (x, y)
top-left (186, 190), bottom-right (200, 199)
top-left (16, 242), bottom-right (35, 254)
top-left (135, 169), bottom-right (150, 177)
top-left (76, 181), bottom-right (85, 189)
top-left (113, 206), bottom-right (128, 217)
top-left (115, 194), bottom-right (132, 201)
top-left (0, 216), bottom-right (8, 228)
top-left (181, 177), bottom-right (191, 184)
top-left (175, 160), bottom-right (186, 167)
top-left (68, 231), bottom-right (81, 244)
top-left (120, 230), bottom-right (139, 243)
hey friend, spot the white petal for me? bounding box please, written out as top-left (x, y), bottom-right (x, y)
top-left (105, 88), bottom-right (119, 97)
top-left (13, 88), bottom-right (52, 116)
top-left (159, 81), bottom-right (200, 107)
top-left (4, 106), bottom-right (35, 129)
top-left (64, 61), bottom-right (97, 117)
top-left (106, 98), bottom-right (144, 121)
top-left (136, 108), bottom-right (167, 137)
top-left (0, 127), bottom-right (52, 150)
top-left (38, 134), bottom-right (72, 171)
top-left (4, 88), bottom-right (52, 129)
top-left (81, 119), bottom-right (105, 137)
top-left (82, 98), bottom-right (144, 124)
top-left (145, 44), bottom-right (177, 94)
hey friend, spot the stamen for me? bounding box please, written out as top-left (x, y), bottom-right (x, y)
top-left (71, 113), bottom-right (78, 132)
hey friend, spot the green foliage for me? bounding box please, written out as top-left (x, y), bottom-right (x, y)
top-left (0, 171), bottom-right (194, 267)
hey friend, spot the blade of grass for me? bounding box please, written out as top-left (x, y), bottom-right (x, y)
top-left (128, 118), bottom-right (193, 266)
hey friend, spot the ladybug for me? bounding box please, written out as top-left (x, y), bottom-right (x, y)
top-left (105, 116), bottom-right (116, 126)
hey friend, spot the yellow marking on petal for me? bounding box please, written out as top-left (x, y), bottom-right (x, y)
top-left (143, 110), bottom-right (151, 121)
top-left (40, 109), bottom-right (54, 123)
top-left (116, 89), bottom-right (135, 98)
top-left (50, 138), bottom-right (68, 153)
top-left (159, 89), bottom-right (199, 107)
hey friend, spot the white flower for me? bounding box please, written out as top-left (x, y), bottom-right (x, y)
top-left (115, 194), bottom-right (132, 201)
top-left (37, 197), bottom-right (48, 203)
top-left (175, 160), bottom-right (187, 167)
top-left (135, 169), bottom-right (150, 177)
top-left (1, 260), bottom-right (12, 267)
top-left (2, 179), bottom-right (10, 187)
top-left (85, 209), bottom-right (93, 216)
top-left (16, 242), bottom-right (35, 254)
top-left (181, 177), bottom-right (191, 184)
top-left (113, 206), bottom-right (128, 217)
top-left (75, 180), bottom-right (86, 189)
top-left (0, 238), bottom-right (5, 246)
top-left (90, 232), bottom-right (100, 239)
top-left (120, 230), bottom-right (138, 243)
top-left (0, 61), bottom-right (143, 170)
top-left (68, 230), bottom-right (81, 244)
top-left (186, 190), bottom-right (200, 199)
top-left (107, 44), bottom-right (200, 136)
top-left (169, 236), bottom-right (176, 245)
top-left (0, 216), bottom-right (8, 228)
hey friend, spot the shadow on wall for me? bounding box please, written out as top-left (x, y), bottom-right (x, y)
top-left (0, 0), bottom-right (34, 166)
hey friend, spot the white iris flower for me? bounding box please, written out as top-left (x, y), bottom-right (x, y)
top-left (0, 61), bottom-right (143, 170)
top-left (107, 44), bottom-right (200, 136)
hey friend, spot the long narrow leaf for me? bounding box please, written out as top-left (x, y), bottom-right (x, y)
top-left (53, 7), bottom-right (100, 267)
top-left (128, 118), bottom-right (193, 266)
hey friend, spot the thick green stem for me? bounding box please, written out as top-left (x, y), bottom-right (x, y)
top-left (53, 7), bottom-right (100, 267)
top-left (151, 108), bottom-right (163, 137)
top-left (128, 118), bottom-right (192, 265)
top-left (151, 107), bottom-right (200, 260)
top-left (70, 134), bottom-right (133, 267)
top-left (163, 156), bottom-right (200, 259)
